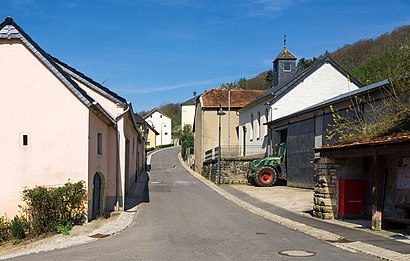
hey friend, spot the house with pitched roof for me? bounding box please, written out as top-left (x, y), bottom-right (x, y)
top-left (134, 113), bottom-right (159, 149)
top-left (193, 89), bottom-right (265, 173)
top-left (238, 46), bottom-right (362, 160)
top-left (0, 17), bottom-right (144, 219)
top-left (143, 108), bottom-right (172, 147)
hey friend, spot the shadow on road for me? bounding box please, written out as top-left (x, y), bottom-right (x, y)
top-left (125, 171), bottom-right (150, 211)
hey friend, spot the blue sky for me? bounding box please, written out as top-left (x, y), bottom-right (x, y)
top-left (2, 0), bottom-right (409, 112)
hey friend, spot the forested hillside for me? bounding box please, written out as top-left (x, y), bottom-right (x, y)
top-left (330, 25), bottom-right (410, 85)
top-left (223, 24), bottom-right (409, 89)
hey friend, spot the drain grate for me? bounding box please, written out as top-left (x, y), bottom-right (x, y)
top-left (89, 233), bottom-right (110, 239)
top-left (278, 250), bottom-right (317, 257)
top-left (326, 238), bottom-right (353, 243)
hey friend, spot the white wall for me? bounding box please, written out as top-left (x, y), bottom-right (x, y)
top-left (239, 62), bottom-right (360, 156)
top-left (146, 111), bottom-right (172, 146)
top-left (181, 104), bottom-right (195, 129)
top-left (271, 63), bottom-right (358, 120)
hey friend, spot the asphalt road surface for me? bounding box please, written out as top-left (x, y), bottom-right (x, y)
top-left (11, 146), bottom-right (377, 260)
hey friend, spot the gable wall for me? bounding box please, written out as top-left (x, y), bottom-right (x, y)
top-left (146, 111), bottom-right (172, 146)
top-left (181, 104), bottom-right (195, 129)
top-left (272, 63), bottom-right (359, 120)
top-left (0, 39), bottom-right (90, 217)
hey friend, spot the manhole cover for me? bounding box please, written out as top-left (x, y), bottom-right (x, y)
top-left (278, 250), bottom-right (317, 257)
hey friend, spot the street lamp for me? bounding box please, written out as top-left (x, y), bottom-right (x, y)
top-left (217, 104), bottom-right (226, 185)
top-left (161, 122), bottom-right (166, 147)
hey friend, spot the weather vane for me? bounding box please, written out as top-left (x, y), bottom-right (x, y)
top-left (284, 34), bottom-right (287, 48)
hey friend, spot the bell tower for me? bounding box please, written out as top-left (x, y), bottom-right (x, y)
top-left (273, 35), bottom-right (297, 88)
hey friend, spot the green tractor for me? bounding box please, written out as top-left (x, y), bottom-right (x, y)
top-left (246, 143), bottom-right (287, 187)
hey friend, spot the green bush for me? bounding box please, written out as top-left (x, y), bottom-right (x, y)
top-left (10, 215), bottom-right (28, 241)
top-left (55, 224), bottom-right (72, 236)
top-left (0, 216), bottom-right (10, 242)
top-left (21, 181), bottom-right (87, 235)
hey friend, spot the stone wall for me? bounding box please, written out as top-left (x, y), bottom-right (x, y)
top-left (202, 158), bottom-right (254, 184)
top-left (313, 157), bottom-right (342, 219)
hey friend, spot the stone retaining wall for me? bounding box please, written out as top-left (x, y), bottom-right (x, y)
top-left (313, 157), bottom-right (342, 219)
top-left (202, 158), bottom-right (255, 184)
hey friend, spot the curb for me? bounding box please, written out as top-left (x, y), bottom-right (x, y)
top-left (177, 153), bottom-right (410, 261)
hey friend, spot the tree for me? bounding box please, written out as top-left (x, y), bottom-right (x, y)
top-left (297, 57), bottom-right (318, 71)
top-left (264, 70), bottom-right (273, 89)
top-left (327, 43), bottom-right (410, 143)
top-left (180, 124), bottom-right (194, 160)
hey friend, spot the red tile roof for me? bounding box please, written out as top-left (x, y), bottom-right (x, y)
top-left (201, 89), bottom-right (265, 108)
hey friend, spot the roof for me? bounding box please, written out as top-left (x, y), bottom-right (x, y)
top-left (52, 56), bottom-right (127, 105)
top-left (274, 47), bottom-right (297, 62)
top-left (200, 89), bottom-right (265, 108)
top-left (0, 17), bottom-right (115, 125)
top-left (181, 95), bottom-right (198, 106)
top-left (142, 108), bottom-right (172, 120)
top-left (241, 55), bottom-right (363, 112)
top-left (268, 79), bottom-right (389, 124)
top-left (314, 134), bottom-right (410, 152)
top-left (133, 113), bottom-right (146, 125)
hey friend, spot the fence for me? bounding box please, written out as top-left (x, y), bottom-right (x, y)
top-left (205, 145), bottom-right (267, 160)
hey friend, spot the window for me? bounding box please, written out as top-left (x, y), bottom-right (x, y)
top-left (250, 114), bottom-right (254, 141)
top-left (97, 133), bottom-right (102, 155)
top-left (257, 111), bottom-right (261, 140)
top-left (265, 108), bottom-right (269, 136)
top-left (160, 115), bottom-right (162, 118)
top-left (19, 133), bottom-right (30, 147)
top-left (164, 132), bottom-right (168, 135)
top-left (22, 134), bottom-right (29, 146)
top-left (283, 62), bottom-right (291, 71)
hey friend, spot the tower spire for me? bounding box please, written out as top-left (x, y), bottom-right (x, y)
top-left (284, 34), bottom-right (287, 48)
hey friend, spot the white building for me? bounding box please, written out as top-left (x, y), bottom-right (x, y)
top-left (181, 96), bottom-right (197, 129)
top-left (238, 48), bottom-right (362, 156)
top-left (143, 109), bottom-right (172, 146)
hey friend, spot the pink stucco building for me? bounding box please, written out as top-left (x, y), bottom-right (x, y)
top-left (0, 17), bottom-right (146, 220)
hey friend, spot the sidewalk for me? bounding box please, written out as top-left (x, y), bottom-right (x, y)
top-left (178, 154), bottom-right (410, 261)
top-left (0, 171), bottom-right (149, 260)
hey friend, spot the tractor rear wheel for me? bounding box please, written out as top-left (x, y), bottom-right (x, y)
top-left (255, 167), bottom-right (277, 187)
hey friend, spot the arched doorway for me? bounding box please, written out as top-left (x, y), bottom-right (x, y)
top-left (92, 173), bottom-right (102, 220)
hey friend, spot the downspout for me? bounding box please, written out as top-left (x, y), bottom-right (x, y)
top-left (114, 104), bottom-right (130, 211)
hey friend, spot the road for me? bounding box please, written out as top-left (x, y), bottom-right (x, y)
top-left (11, 146), bottom-right (376, 260)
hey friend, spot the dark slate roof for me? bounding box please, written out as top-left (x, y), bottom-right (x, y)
top-left (0, 17), bottom-right (115, 124)
top-left (274, 47), bottom-right (297, 62)
top-left (241, 55), bottom-right (363, 112)
top-left (142, 108), bottom-right (172, 120)
top-left (269, 79), bottom-right (389, 124)
top-left (52, 56), bottom-right (127, 105)
top-left (134, 113), bottom-right (146, 125)
top-left (181, 95), bottom-right (198, 106)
